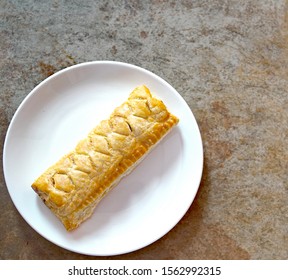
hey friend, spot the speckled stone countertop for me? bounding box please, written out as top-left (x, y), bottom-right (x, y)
top-left (1, 0), bottom-right (287, 260)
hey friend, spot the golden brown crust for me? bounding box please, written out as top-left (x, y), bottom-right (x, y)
top-left (32, 85), bottom-right (179, 231)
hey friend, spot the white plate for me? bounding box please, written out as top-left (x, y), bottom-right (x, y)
top-left (3, 61), bottom-right (203, 256)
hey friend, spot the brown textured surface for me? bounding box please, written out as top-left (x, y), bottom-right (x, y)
top-left (1, 0), bottom-right (288, 259)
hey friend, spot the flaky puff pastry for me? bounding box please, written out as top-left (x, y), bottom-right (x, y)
top-left (32, 85), bottom-right (179, 231)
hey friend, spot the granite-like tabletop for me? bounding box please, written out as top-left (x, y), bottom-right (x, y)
top-left (0, 0), bottom-right (287, 259)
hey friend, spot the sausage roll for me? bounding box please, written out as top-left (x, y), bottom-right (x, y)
top-left (32, 85), bottom-right (179, 231)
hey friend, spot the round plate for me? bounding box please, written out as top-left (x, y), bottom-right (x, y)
top-left (3, 61), bottom-right (203, 256)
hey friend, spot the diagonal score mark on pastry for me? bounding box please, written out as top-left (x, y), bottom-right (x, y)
top-left (31, 85), bottom-right (179, 231)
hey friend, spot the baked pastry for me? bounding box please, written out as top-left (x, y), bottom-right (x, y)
top-left (32, 85), bottom-right (179, 231)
